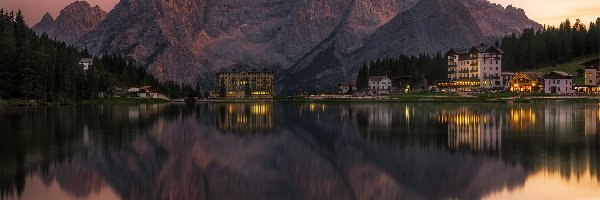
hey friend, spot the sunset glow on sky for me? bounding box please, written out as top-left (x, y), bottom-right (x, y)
top-left (0, 0), bottom-right (599, 27)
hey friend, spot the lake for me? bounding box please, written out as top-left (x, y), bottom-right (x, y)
top-left (1, 103), bottom-right (599, 200)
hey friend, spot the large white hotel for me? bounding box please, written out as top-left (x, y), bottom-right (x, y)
top-left (446, 45), bottom-right (503, 89)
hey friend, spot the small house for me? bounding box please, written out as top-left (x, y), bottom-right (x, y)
top-left (368, 76), bottom-right (392, 95)
top-left (509, 72), bottom-right (543, 93)
top-left (79, 58), bottom-right (93, 71)
top-left (543, 71), bottom-right (573, 94)
top-left (338, 81), bottom-right (357, 94)
top-left (127, 86), bottom-right (159, 98)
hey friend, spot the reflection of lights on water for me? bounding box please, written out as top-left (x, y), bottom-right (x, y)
top-left (309, 104), bottom-right (316, 112)
top-left (438, 112), bottom-right (480, 126)
top-left (228, 105), bottom-right (234, 114)
top-left (251, 104), bottom-right (269, 115)
top-left (236, 115), bottom-right (248, 124)
top-left (510, 108), bottom-right (537, 129)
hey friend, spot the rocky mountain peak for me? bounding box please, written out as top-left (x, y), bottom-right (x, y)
top-left (32, 12), bottom-right (56, 36)
top-left (40, 12), bottom-right (55, 22)
top-left (40, 0), bottom-right (541, 94)
top-left (32, 1), bottom-right (107, 43)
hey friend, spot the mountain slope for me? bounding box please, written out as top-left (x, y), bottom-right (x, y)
top-left (276, 0), bottom-right (541, 94)
top-left (34, 0), bottom-right (541, 94)
top-left (73, 0), bottom-right (423, 84)
top-left (32, 1), bottom-right (107, 44)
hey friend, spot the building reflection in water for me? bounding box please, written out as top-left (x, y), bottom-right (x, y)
top-left (509, 107), bottom-right (537, 132)
top-left (212, 103), bottom-right (274, 134)
top-left (585, 106), bottom-right (600, 136)
top-left (439, 107), bottom-right (504, 152)
top-left (3, 103), bottom-right (600, 200)
top-left (543, 105), bottom-right (575, 134)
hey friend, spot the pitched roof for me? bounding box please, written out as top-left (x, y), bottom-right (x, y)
top-left (220, 65), bottom-right (273, 73)
top-left (368, 76), bottom-right (389, 82)
top-left (544, 71), bottom-right (573, 79)
top-left (447, 45), bottom-right (503, 56)
top-left (582, 58), bottom-right (600, 69)
top-left (79, 58), bottom-right (93, 63)
top-left (514, 72), bottom-right (543, 81)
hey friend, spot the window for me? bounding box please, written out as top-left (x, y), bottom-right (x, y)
top-left (557, 80), bottom-right (561, 84)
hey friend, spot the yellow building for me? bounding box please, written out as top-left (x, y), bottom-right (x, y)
top-left (509, 72), bottom-right (543, 93)
top-left (217, 67), bottom-right (274, 98)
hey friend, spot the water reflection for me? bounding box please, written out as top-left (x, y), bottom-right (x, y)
top-left (439, 107), bottom-right (504, 152)
top-left (1, 103), bottom-right (599, 199)
top-left (212, 103), bottom-right (274, 134)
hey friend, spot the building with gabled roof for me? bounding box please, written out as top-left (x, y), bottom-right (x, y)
top-left (583, 58), bottom-right (600, 86)
top-left (338, 81), bottom-right (357, 94)
top-left (509, 72), bottom-right (543, 93)
top-left (368, 76), bottom-right (392, 95)
top-left (446, 45), bottom-right (503, 90)
top-left (543, 71), bottom-right (573, 94)
top-left (79, 58), bottom-right (93, 71)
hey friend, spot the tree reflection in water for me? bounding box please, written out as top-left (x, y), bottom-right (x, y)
top-left (0, 103), bottom-right (599, 199)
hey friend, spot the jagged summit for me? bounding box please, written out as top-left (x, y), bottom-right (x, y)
top-left (35, 0), bottom-right (541, 93)
top-left (32, 1), bottom-right (107, 43)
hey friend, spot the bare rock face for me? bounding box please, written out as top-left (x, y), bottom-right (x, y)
top-left (276, 0), bottom-right (542, 94)
top-left (32, 1), bottom-right (107, 44)
top-left (36, 0), bottom-right (541, 93)
top-left (32, 12), bottom-right (56, 37)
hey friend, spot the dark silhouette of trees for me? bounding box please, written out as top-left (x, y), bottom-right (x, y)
top-left (0, 10), bottom-right (193, 101)
top-left (500, 18), bottom-right (600, 71)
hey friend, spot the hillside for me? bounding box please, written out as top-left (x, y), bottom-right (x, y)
top-left (276, 0), bottom-right (541, 94)
top-left (533, 54), bottom-right (600, 85)
top-left (33, 0), bottom-right (541, 94)
top-left (0, 10), bottom-right (192, 102)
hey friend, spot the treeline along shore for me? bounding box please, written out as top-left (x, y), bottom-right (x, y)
top-left (0, 10), bottom-right (197, 105)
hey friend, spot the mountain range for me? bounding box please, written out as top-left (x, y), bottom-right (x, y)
top-left (32, 0), bottom-right (541, 94)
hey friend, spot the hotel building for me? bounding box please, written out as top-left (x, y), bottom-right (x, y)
top-left (446, 45), bottom-right (503, 89)
top-left (217, 67), bottom-right (274, 98)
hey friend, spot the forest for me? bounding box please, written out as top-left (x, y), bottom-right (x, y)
top-left (356, 18), bottom-right (600, 88)
top-left (355, 54), bottom-right (447, 89)
top-left (501, 18), bottom-right (600, 71)
top-left (0, 10), bottom-right (195, 102)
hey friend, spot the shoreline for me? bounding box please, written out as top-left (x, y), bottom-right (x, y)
top-left (3, 95), bottom-right (600, 106)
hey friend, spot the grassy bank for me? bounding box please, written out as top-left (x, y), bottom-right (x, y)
top-left (533, 54), bottom-right (600, 85)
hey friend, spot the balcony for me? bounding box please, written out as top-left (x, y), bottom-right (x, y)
top-left (470, 62), bottom-right (478, 66)
top-left (459, 70), bottom-right (470, 73)
top-left (470, 69), bottom-right (478, 73)
top-left (448, 70), bottom-right (456, 74)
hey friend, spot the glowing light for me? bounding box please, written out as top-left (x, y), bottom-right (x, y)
top-left (309, 104), bottom-right (316, 112)
top-left (251, 104), bottom-right (269, 115)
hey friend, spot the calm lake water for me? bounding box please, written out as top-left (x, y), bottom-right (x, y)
top-left (1, 103), bottom-right (599, 200)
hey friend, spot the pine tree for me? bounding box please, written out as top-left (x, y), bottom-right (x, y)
top-left (219, 77), bottom-right (226, 98)
top-left (244, 82), bottom-right (251, 98)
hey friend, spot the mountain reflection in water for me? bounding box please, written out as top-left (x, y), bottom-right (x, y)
top-left (1, 103), bottom-right (599, 200)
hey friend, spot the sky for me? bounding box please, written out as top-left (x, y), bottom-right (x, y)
top-left (0, 0), bottom-right (599, 27)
